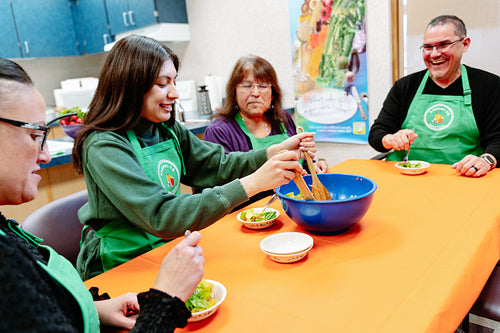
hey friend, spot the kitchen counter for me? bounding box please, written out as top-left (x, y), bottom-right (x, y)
top-left (44, 120), bottom-right (211, 169)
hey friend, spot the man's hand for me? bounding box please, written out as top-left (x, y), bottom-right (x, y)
top-left (382, 129), bottom-right (418, 151)
top-left (452, 154), bottom-right (492, 177)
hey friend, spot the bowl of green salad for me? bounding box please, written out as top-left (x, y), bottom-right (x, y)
top-left (237, 207), bottom-right (280, 229)
top-left (395, 160), bottom-right (430, 175)
top-left (187, 279), bottom-right (227, 322)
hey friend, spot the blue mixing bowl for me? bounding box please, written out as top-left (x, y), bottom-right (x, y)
top-left (275, 173), bottom-right (377, 235)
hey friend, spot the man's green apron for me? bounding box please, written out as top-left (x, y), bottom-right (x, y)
top-left (387, 65), bottom-right (482, 164)
top-left (236, 113), bottom-right (290, 150)
top-left (2, 221), bottom-right (99, 332)
top-left (94, 124), bottom-right (185, 272)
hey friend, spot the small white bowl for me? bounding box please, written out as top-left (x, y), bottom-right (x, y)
top-left (260, 232), bottom-right (314, 255)
top-left (261, 247), bottom-right (312, 263)
top-left (395, 160), bottom-right (430, 175)
top-left (261, 244), bottom-right (313, 256)
top-left (188, 280), bottom-right (227, 322)
top-left (237, 207), bottom-right (280, 229)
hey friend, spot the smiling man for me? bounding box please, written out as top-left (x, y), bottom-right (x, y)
top-left (369, 15), bottom-right (500, 177)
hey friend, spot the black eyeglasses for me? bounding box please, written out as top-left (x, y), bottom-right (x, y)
top-left (420, 38), bottom-right (465, 54)
top-left (0, 116), bottom-right (50, 150)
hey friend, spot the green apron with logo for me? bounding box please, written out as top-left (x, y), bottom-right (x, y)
top-left (94, 124), bottom-right (185, 272)
top-left (236, 113), bottom-right (290, 150)
top-left (387, 65), bottom-right (482, 164)
top-left (2, 221), bottom-right (99, 332)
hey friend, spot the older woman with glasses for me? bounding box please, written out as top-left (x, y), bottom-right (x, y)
top-left (369, 15), bottom-right (500, 177)
top-left (203, 55), bottom-right (329, 208)
top-left (0, 57), bottom-right (208, 332)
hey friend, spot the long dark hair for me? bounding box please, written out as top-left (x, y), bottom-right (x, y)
top-left (215, 54), bottom-right (288, 129)
top-left (72, 35), bottom-right (179, 173)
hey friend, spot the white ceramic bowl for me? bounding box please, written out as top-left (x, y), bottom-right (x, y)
top-left (188, 280), bottom-right (227, 322)
top-left (261, 246), bottom-right (312, 263)
top-left (395, 160), bottom-right (430, 175)
top-left (260, 232), bottom-right (314, 255)
top-left (237, 207), bottom-right (280, 229)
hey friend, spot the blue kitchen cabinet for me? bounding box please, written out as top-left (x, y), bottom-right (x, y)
top-left (105, 0), bottom-right (157, 36)
top-left (156, 0), bottom-right (188, 24)
top-left (11, 0), bottom-right (79, 57)
top-left (71, 0), bottom-right (111, 54)
top-left (0, 0), bottom-right (22, 58)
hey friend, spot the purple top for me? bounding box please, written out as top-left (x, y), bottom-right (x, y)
top-left (204, 111), bottom-right (297, 153)
top-left (203, 111), bottom-right (297, 209)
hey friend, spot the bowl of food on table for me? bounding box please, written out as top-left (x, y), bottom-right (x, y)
top-left (237, 207), bottom-right (280, 229)
top-left (275, 173), bottom-right (377, 235)
top-left (395, 160), bottom-right (430, 175)
top-left (187, 279), bottom-right (227, 322)
top-left (55, 106), bottom-right (85, 139)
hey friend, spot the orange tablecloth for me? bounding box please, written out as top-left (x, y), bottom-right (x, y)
top-left (85, 159), bottom-right (500, 333)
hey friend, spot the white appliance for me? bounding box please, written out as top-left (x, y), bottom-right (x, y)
top-left (104, 23), bottom-right (190, 52)
top-left (176, 80), bottom-right (198, 114)
top-left (53, 77), bottom-right (98, 110)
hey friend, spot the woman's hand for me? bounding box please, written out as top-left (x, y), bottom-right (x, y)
top-left (382, 129), bottom-right (417, 151)
top-left (267, 131), bottom-right (316, 160)
top-left (314, 159), bottom-right (329, 174)
top-left (241, 150), bottom-right (303, 197)
top-left (154, 231), bottom-right (204, 302)
top-left (94, 293), bottom-right (140, 330)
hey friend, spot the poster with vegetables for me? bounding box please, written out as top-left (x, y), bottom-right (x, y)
top-left (289, 0), bottom-right (368, 144)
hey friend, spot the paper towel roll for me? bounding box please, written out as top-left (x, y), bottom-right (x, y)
top-left (204, 75), bottom-right (223, 112)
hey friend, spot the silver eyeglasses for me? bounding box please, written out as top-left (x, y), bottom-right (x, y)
top-left (237, 82), bottom-right (272, 92)
top-left (0, 116), bottom-right (50, 150)
top-left (420, 38), bottom-right (464, 54)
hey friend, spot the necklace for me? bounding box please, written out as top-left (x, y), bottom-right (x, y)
top-left (241, 115), bottom-right (270, 138)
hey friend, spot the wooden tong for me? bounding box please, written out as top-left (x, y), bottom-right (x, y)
top-left (293, 170), bottom-right (315, 200)
top-left (296, 126), bottom-right (331, 201)
top-left (279, 149), bottom-right (314, 200)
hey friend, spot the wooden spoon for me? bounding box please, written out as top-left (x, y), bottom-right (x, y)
top-left (297, 126), bottom-right (331, 201)
top-left (278, 149), bottom-right (315, 200)
top-left (293, 170), bottom-right (315, 200)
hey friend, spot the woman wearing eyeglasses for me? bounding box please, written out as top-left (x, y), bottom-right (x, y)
top-left (369, 15), bottom-right (500, 177)
top-left (0, 57), bottom-right (208, 332)
top-left (202, 55), bottom-right (328, 208)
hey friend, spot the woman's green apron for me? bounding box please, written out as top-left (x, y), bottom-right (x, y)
top-left (94, 124), bottom-right (185, 272)
top-left (2, 220), bottom-right (99, 332)
top-left (236, 113), bottom-right (290, 150)
top-left (387, 65), bottom-right (482, 164)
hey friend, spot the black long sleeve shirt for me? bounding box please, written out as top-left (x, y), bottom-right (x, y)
top-left (0, 213), bottom-right (191, 332)
top-left (369, 65), bottom-right (500, 164)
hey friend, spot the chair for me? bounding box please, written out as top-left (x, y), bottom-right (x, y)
top-left (21, 190), bottom-right (88, 266)
top-left (462, 263), bottom-right (500, 331)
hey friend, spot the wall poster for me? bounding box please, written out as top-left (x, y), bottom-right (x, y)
top-left (289, 0), bottom-right (368, 143)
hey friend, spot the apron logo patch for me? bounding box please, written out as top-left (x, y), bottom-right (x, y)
top-left (158, 159), bottom-right (180, 193)
top-left (424, 103), bottom-right (454, 131)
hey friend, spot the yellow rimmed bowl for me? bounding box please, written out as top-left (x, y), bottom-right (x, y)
top-left (260, 232), bottom-right (314, 263)
top-left (237, 207), bottom-right (280, 229)
top-left (188, 279), bottom-right (227, 322)
top-left (395, 160), bottom-right (430, 175)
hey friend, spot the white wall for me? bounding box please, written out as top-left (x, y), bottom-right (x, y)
top-left (175, 0), bottom-right (393, 166)
top-left (404, 0), bottom-right (500, 76)
top-left (15, 0), bottom-right (394, 167)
